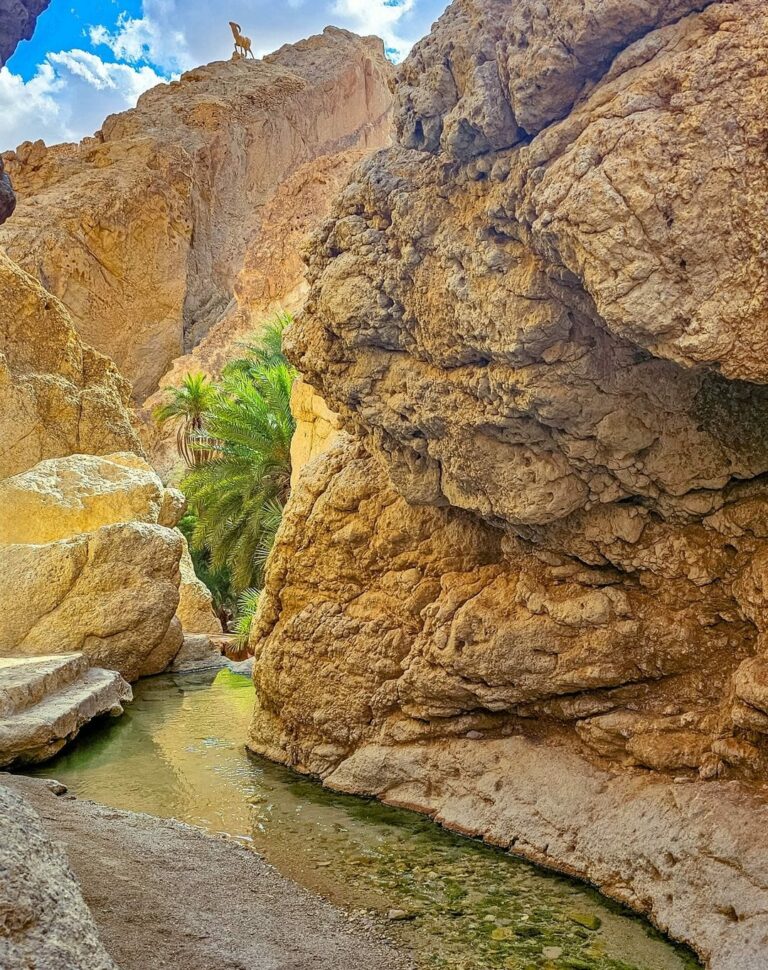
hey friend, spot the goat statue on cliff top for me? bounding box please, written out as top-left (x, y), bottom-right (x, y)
top-left (229, 21), bottom-right (255, 59)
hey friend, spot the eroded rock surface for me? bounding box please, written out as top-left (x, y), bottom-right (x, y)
top-left (0, 521), bottom-right (183, 681)
top-left (0, 28), bottom-right (393, 402)
top-left (0, 252), bottom-right (141, 479)
top-left (0, 782), bottom-right (117, 970)
top-left (0, 451), bottom-right (221, 638)
top-left (251, 1), bottom-right (768, 963)
top-left (0, 654), bottom-right (131, 768)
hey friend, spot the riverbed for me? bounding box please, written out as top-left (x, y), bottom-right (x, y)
top-left (28, 670), bottom-right (702, 970)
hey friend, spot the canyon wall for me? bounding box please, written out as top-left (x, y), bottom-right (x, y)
top-left (0, 28), bottom-right (393, 403)
top-left (250, 1), bottom-right (768, 965)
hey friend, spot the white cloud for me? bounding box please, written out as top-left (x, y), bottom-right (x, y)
top-left (89, 0), bottom-right (195, 73)
top-left (331, 0), bottom-right (417, 59)
top-left (1, 0), bottom-right (447, 149)
top-left (0, 51), bottom-right (169, 150)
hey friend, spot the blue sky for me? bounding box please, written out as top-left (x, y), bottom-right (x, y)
top-left (1, 0), bottom-right (448, 150)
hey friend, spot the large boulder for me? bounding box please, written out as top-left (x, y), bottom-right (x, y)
top-left (0, 522), bottom-right (184, 681)
top-left (251, 1), bottom-right (768, 963)
top-left (0, 782), bottom-right (117, 970)
top-left (0, 452), bottom-right (222, 639)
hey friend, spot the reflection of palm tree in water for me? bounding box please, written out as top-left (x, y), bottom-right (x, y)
top-left (229, 21), bottom-right (255, 58)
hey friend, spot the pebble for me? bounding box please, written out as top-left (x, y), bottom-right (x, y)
top-left (387, 909), bottom-right (410, 921)
top-left (542, 946), bottom-right (563, 959)
top-left (567, 911), bottom-right (602, 931)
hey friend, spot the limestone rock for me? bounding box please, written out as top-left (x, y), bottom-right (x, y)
top-left (0, 451), bottom-right (222, 635)
top-left (0, 522), bottom-right (183, 681)
top-left (0, 0), bottom-right (50, 66)
top-left (251, 1), bottom-right (768, 961)
top-left (0, 782), bottom-right (117, 970)
top-left (0, 654), bottom-right (132, 768)
top-left (0, 452), bottom-right (167, 543)
top-left (167, 634), bottom-right (226, 673)
top-left (289, 379), bottom-right (342, 490)
top-left (177, 542), bottom-right (223, 635)
top-left (0, 28), bottom-right (393, 402)
top-left (0, 252), bottom-right (141, 479)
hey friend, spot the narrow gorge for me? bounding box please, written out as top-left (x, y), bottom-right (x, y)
top-left (1, 1), bottom-right (767, 969)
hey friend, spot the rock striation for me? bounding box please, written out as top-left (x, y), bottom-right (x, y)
top-left (0, 654), bottom-right (131, 768)
top-left (250, 1), bottom-right (768, 964)
top-left (0, 252), bottom-right (141, 479)
top-left (0, 28), bottom-right (393, 403)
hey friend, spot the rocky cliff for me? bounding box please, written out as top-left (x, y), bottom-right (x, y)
top-left (0, 28), bottom-right (393, 405)
top-left (250, 1), bottom-right (768, 965)
top-left (0, 0), bottom-right (49, 66)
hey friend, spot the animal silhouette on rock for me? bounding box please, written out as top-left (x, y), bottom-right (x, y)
top-left (229, 21), bottom-right (255, 59)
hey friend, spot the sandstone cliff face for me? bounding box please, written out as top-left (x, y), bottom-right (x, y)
top-left (0, 28), bottom-right (393, 403)
top-left (251, 1), bottom-right (768, 964)
top-left (0, 252), bottom-right (141, 479)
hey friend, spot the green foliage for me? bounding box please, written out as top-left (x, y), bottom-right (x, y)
top-left (152, 372), bottom-right (217, 467)
top-left (176, 314), bottom-right (295, 620)
top-left (182, 363), bottom-right (294, 592)
top-left (234, 587), bottom-right (262, 648)
top-left (225, 311), bottom-right (294, 378)
top-left (177, 511), bottom-right (235, 624)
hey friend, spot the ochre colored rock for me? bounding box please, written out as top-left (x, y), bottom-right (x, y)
top-left (251, 2), bottom-right (768, 963)
top-left (0, 522), bottom-right (183, 681)
top-left (289, 379), bottom-right (342, 490)
top-left (0, 452), bottom-right (221, 636)
top-left (0, 252), bottom-right (141, 479)
top-left (0, 452), bottom-right (166, 543)
top-left (176, 543), bottom-right (223, 636)
top-left (0, 28), bottom-right (393, 403)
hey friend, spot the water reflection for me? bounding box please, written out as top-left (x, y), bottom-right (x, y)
top-left (29, 671), bottom-right (701, 970)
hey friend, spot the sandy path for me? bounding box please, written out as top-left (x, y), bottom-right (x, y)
top-left (3, 774), bottom-right (413, 970)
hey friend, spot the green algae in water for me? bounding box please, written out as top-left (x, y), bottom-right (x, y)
top-left (26, 671), bottom-right (702, 970)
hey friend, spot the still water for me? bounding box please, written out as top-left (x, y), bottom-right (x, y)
top-left (29, 670), bottom-right (702, 970)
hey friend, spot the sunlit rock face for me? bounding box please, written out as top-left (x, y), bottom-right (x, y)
top-left (0, 252), bottom-right (141, 480)
top-left (0, 28), bottom-right (393, 403)
top-left (251, 2), bottom-right (768, 964)
top-left (0, 452), bottom-right (221, 654)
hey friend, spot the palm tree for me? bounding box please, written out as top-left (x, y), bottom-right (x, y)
top-left (225, 311), bottom-right (293, 379)
top-left (153, 372), bottom-right (217, 467)
top-left (182, 360), bottom-right (295, 592)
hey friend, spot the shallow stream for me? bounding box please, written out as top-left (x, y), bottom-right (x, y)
top-left (29, 670), bottom-right (701, 970)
